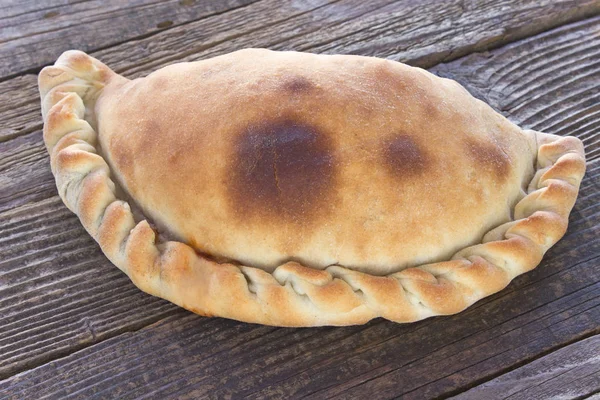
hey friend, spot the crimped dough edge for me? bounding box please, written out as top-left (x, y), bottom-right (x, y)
top-left (38, 50), bottom-right (587, 326)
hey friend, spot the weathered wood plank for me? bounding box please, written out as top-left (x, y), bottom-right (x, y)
top-left (0, 227), bottom-right (597, 399)
top-left (97, 0), bottom-right (600, 76)
top-left (0, 0), bottom-right (259, 80)
top-left (2, 0), bottom-right (600, 141)
top-left (0, 15), bottom-right (598, 397)
top-left (0, 1), bottom-right (95, 19)
top-left (0, 195), bottom-right (180, 379)
top-left (0, 75), bottom-right (39, 142)
top-left (0, 198), bottom-right (180, 378)
top-left (0, 132), bottom-right (53, 214)
top-left (452, 335), bottom-right (600, 400)
top-left (431, 16), bottom-right (600, 163)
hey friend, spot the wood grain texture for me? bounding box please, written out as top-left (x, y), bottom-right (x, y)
top-left (431, 15), bottom-right (600, 164)
top-left (0, 0), bottom-right (258, 80)
top-left (0, 75), bottom-right (39, 142)
top-left (452, 335), bottom-right (600, 400)
top-left (0, 196), bottom-right (180, 379)
top-left (91, 0), bottom-right (600, 74)
top-left (2, 0), bottom-right (600, 141)
top-left (0, 230), bottom-right (597, 399)
top-left (0, 131), bottom-right (53, 214)
top-left (0, 14), bottom-right (598, 398)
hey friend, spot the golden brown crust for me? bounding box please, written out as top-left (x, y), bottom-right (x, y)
top-left (39, 50), bottom-right (586, 326)
top-left (93, 49), bottom-right (542, 275)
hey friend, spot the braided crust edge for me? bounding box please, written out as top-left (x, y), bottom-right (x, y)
top-left (39, 51), bottom-right (587, 326)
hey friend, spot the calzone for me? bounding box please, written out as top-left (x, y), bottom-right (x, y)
top-left (38, 49), bottom-right (586, 326)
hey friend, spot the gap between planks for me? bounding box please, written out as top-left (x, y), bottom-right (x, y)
top-left (449, 334), bottom-right (600, 400)
top-left (435, 331), bottom-right (600, 399)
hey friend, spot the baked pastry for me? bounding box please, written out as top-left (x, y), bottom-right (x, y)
top-left (38, 49), bottom-right (586, 326)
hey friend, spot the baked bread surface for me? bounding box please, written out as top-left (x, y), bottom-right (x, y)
top-left (97, 49), bottom-right (536, 274)
top-left (38, 49), bottom-right (586, 326)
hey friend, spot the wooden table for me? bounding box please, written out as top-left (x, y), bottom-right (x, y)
top-left (1, 1), bottom-right (599, 398)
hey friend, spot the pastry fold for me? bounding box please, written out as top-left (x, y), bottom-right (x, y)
top-left (39, 50), bottom-right (585, 326)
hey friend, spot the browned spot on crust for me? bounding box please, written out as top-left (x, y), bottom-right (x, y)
top-left (422, 95), bottom-right (440, 120)
top-left (229, 118), bottom-right (335, 223)
top-left (151, 76), bottom-right (169, 90)
top-left (372, 61), bottom-right (406, 95)
top-left (383, 134), bottom-right (429, 177)
top-left (465, 138), bottom-right (511, 180)
top-left (130, 119), bottom-right (162, 165)
top-left (69, 52), bottom-right (93, 71)
top-left (371, 61), bottom-right (440, 123)
top-left (110, 119), bottom-right (162, 176)
top-left (110, 134), bottom-right (133, 172)
top-left (372, 60), bottom-right (397, 81)
top-left (281, 76), bottom-right (314, 94)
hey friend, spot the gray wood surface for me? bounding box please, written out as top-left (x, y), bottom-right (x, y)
top-left (0, 0), bottom-right (258, 80)
top-left (0, 195), bottom-right (180, 378)
top-left (0, 5), bottom-right (598, 397)
top-left (3, 0), bottom-right (599, 82)
top-left (452, 335), bottom-right (600, 400)
top-left (431, 17), bottom-right (600, 164)
top-left (4, 0), bottom-right (600, 142)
